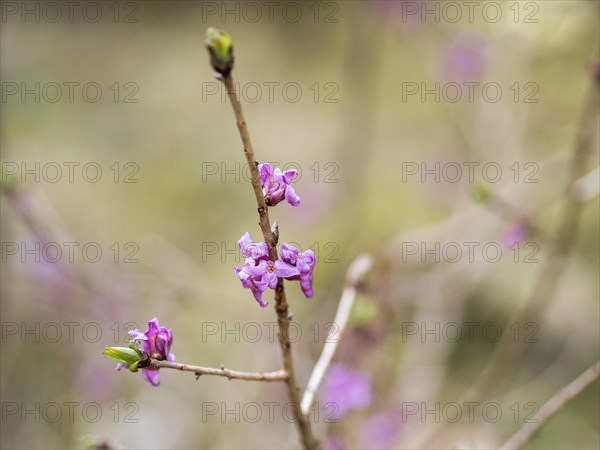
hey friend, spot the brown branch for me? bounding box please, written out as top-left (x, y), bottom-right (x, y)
top-left (221, 75), bottom-right (318, 450)
top-left (149, 359), bottom-right (288, 382)
top-left (499, 361), bottom-right (600, 449)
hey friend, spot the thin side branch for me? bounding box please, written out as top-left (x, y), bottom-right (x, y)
top-left (221, 75), bottom-right (318, 450)
top-left (499, 361), bottom-right (600, 450)
top-left (301, 255), bottom-right (373, 416)
top-left (150, 360), bottom-right (288, 382)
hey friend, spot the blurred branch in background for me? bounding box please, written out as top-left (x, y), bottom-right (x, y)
top-left (466, 58), bottom-right (600, 402)
top-left (301, 254), bottom-right (373, 416)
top-left (500, 360), bottom-right (600, 450)
top-left (331, 5), bottom-right (381, 244)
top-left (0, 183), bottom-right (130, 316)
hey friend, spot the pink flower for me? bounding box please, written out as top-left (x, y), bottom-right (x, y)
top-left (238, 232), bottom-right (269, 261)
top-left (234, 234), bottom-right (315, 306)
top-left (280, 243), bottom-right (316, 298)
top-left (259, 163), bottom-right (300, 207)
top-left (235, 258), bottom-right (298, 307)
top-left (121, 318), bottom-right (175, 387)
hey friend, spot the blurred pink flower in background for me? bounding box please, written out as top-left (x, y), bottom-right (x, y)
top-left (11, 187), bottom-right (36, 223)
top-left (500, 221), bottom-right (530, 249)
top-left (439, 33), bottom-right (487, 82)
top-left (77, 359), bottom-right (122, 401)
top-left (590, 60), bottom-right (600, 84)
top-left (323, 436), bottom-right (346, 450)
top-left (360, 410), bottom-right (403, 450)
top-left (319, 363), bottom-right (372, 419)
top-left (24, 235), bottom-right (76, 305)
top-left (371, 0), bottom-right (427, 32)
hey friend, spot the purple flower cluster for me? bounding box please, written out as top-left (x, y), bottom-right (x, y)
top-left (259, 163), bottom-right (300, 207)
top-left (235, 232), bottom-right (315, 307)
top-left (116, 318), bottom-right (175, 387)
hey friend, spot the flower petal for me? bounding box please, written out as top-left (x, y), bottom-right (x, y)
top-left (259, 163), bottom-right (273, 185)
top-left (264, 271), bottom-right (278, 289)
top-left (274, 260), bottom-right (300, 278)
top-left (238, 232), bottom-right (252, 251)
top-left (244, 259), bottom-right (268, 277)
top-left (300, 276), bottom-right (314, 298)
top-left (250, 284), bottom-right (269, 307)
top-left (298, 250), bottom-right (316, 273)
top-left (280, 243), bottom-right (300, 265)
top-left (285, 185), bottom-right (300, 206)
top-left (128, 329), bottom-right (147, 341)
top-left (283, 169), bottom-right (297, 184)
top-left (142, 368), bottom-right (161, 386)
top-left (146, 318), bottom-right (160, 339)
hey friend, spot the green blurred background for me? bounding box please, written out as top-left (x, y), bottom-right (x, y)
top-left (1, 1), bottom-right (599, 449)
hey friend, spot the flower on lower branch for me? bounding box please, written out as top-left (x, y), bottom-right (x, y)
top-left (234, 233), bottom-right (315, 306)
top-left (103, 318), bottom-right (174, 387)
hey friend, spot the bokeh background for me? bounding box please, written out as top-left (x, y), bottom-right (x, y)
top-left (1, 1), bottom-right (599, 449)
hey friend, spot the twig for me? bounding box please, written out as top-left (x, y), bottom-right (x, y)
top-left (499, 361), bottom-right (600, 450)
top-left (149, 360), bottom-right (288, 382)
top-left (221, 75), bottom-right (318, 450)
top-left (300, 255), bottom-right (373, 416)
